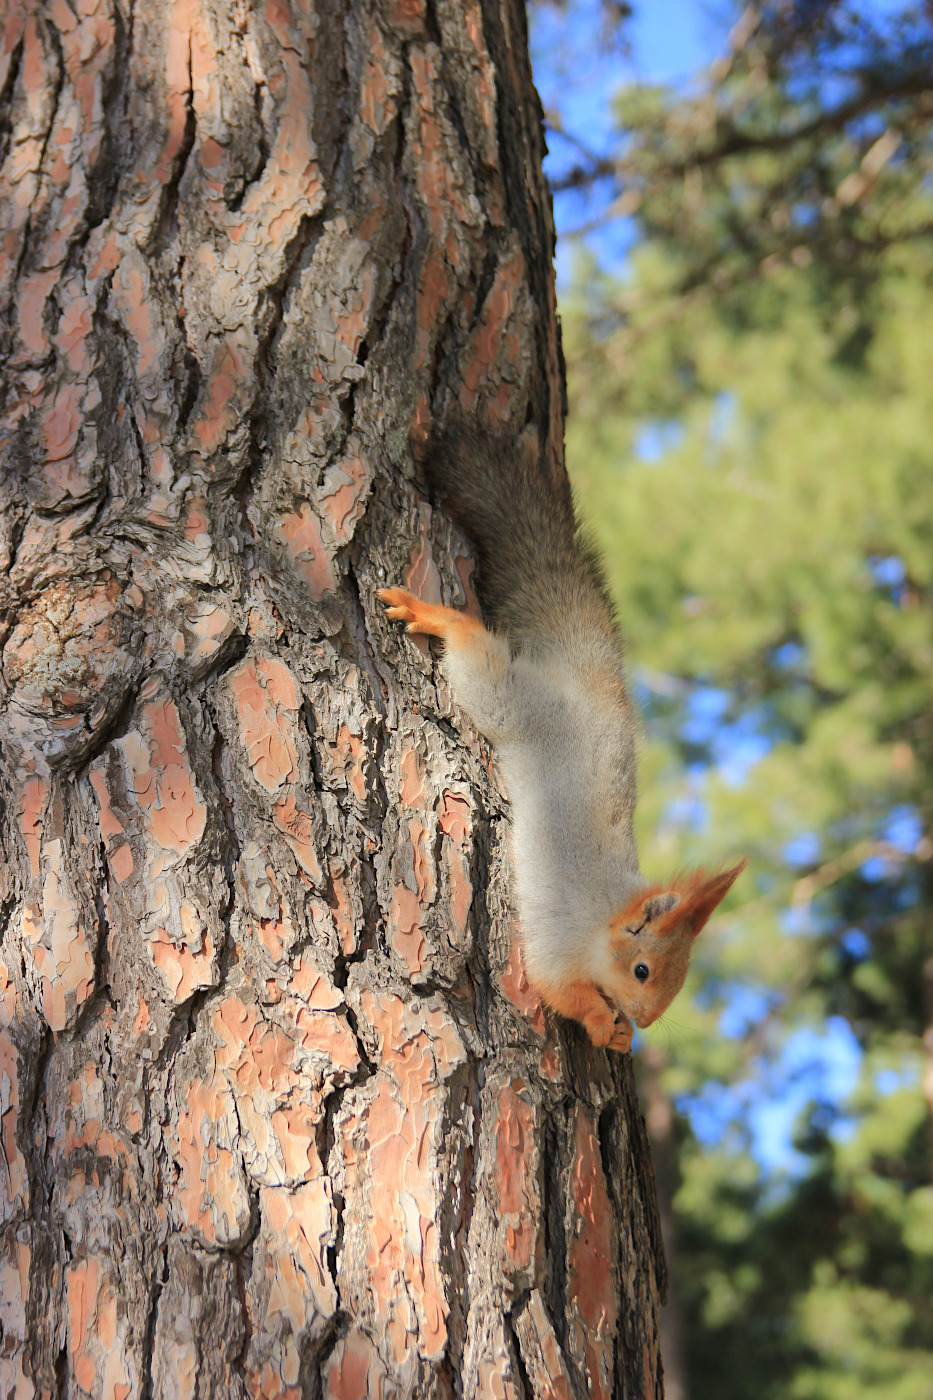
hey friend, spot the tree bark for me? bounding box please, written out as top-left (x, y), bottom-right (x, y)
top-left (640, 1049), bottom-right (686, 1400)
top-left (0, 1), bottom-right (667, 1395)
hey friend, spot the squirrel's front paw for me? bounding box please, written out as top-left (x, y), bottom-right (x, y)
top-left (377, 587), bottom-right (421, 630)
top-left (378, 588), bottom-right (472, 645)
top-left (605, 1016), bottom-right (633, 1054)
top-left (584, 1004), bottom-right (633, 1054)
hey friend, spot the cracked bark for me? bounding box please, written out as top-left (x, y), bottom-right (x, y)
top-left (640, 1048), bottom-right (686, 1400)
top-left (0, 0), bottom-right (667, 1396)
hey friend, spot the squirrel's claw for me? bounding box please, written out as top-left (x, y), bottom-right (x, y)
top-left (378, 587), bottom-right (469, 643)
top-left (377, 587), bottom-right (420, 630)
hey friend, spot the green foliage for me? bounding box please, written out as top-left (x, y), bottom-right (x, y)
top-left (563, 238), bottom-right (933, 1397)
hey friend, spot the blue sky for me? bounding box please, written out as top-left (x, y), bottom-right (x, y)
top-left (531, 0), bottom-right (916, 281)
top-left (683, 1018), bottom-right (863, 1178)
top-left (531, 0), bottom-right (725, 282)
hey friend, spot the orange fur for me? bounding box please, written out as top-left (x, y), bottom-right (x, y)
top-left (377, 587), bottom-right (485, 650)
top-left (610, 861), bottom-right (747, 943)
top-left (611, 886), bottom-right (663, 931)
top-left (601, 860), bottom-right (748, 1030)
top-left (533, 977), bottom-right (633, 1052)
top-left (656, 861), bottom-right (748, 937)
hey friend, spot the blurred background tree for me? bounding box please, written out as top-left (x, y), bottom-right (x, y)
top-left (531, 3), bottom-right (933, 1397)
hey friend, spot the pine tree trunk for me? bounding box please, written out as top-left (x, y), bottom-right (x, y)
top-left (641, 1049), bottom-right (686, 1400)
top-left (0, 1), bottom-right (668, 1394)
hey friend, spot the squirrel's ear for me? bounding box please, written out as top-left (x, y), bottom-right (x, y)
top-left (613, 888), bottom-right (679, 933)
top-left (614, 862), bottom-right (746, 941)
top-left (670, 860), bottom-right (747, 939)
top-left (643, 892), bottom-right (679, 922)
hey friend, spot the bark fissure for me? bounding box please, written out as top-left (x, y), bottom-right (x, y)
top-left (504, 1304), bottom-right (533, 1398)
top-left (177, 333), bottom-right (203, 441)
top-left (12, 31), bottom-right (65, 335)
top-left (139, 1241), bottom-right (171, 1400)
top-left (227, 58), bottom-right (271, 216)
top-left (19, 1024), bottom-right (59, 1392)
top-left (0, 40), bottom-right (24, 171)
top-left (151, 40), bottom-right (197, 259)
top-left (82, 7), bottom-right (129, 239)
top-left (258, 211), bottom-right (324, 382)
top-left (544, 1107), bottom-right (570, 1336)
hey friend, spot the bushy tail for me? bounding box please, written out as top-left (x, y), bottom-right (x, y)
top-left (425, 423), bottom-right (618, 651)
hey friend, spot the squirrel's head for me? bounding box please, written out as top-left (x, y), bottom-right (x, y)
top-left (605, 862), bottom-right (747, 1029)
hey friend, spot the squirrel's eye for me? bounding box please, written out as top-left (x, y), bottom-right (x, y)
top-left (634, 962), bottom-right (650, 983)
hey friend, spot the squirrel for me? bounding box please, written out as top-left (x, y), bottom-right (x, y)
top-left (379, 425), bottom-right (745, 1053)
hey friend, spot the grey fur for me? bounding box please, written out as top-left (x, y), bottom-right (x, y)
top-left (426, 426), bottom-right (646, 991)
top-left (427, 424), bottom-right (619, 651)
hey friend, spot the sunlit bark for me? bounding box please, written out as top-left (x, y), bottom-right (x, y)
top-left (641, 1047), bottom-right (687, 1400)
